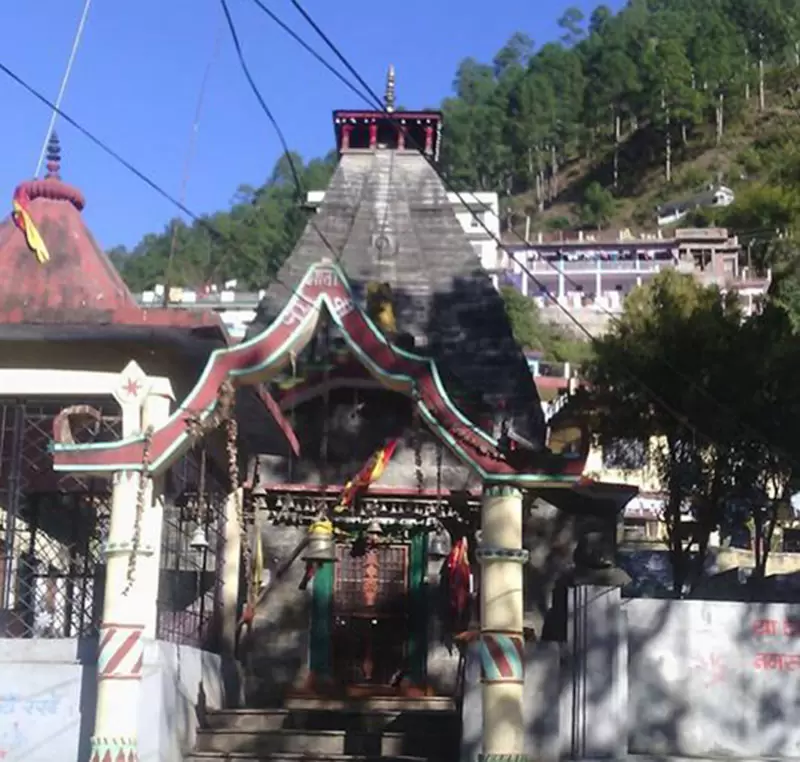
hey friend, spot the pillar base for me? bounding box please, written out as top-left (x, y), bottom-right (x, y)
top-left (89, 736), bottom-right (138, 762)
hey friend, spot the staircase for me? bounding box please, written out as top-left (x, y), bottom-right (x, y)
top-left (188, 696), bottom-right (460, 762)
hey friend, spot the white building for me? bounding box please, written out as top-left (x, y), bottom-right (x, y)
top-left (656, 185), bottom-right (735, 227)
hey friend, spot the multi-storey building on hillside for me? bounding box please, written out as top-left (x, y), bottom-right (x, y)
top-left (499, 227), bottom-right (770, 334)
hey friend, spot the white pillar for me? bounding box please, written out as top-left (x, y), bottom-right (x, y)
top-left (221, 488), bottom-right (243, 656)
top-left (88, 387), bottom-right (170, 762)
top-left (478, 485), bottom-right (528, 762)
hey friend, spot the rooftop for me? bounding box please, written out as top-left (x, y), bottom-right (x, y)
top-left (0, 133), bottom-right (226, 338)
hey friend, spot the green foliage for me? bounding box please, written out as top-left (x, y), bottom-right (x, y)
top-left (112, 0), bottom-right (800, 298)
top-left (586, 269), bottom-right (800, 591)
top-left (113, 152), bottom-right (337, 291)
top-left (546, 216), bottom-right (573, 231)
top-left (578, 181), bottom-right (616, 229)
top-left (500, 286), bottom-right (592, 364)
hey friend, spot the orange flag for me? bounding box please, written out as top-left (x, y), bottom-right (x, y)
top-left (333, 439), bottom-right (399, 512)
top-left (12, 188), bottom-right (49, 264)
top-left (446, 537), bottom-right (471, 622)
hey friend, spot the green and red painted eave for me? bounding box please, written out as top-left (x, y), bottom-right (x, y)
top-left (51, 261), bottom-right (588, 488)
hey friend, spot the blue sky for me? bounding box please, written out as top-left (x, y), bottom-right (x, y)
top-left (0, 0), bottom-right (622, 251)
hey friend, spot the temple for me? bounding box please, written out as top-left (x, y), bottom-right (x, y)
top-left (1, 73), bottom-right (634, 762)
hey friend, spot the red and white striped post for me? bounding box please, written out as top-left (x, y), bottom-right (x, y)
top-left (88, 362), bottom-right (170, 762)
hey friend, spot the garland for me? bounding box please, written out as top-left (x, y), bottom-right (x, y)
top-left (123, 425), bottom-right (154, 596)
top-left (185, 381), bottom-right (253, 617)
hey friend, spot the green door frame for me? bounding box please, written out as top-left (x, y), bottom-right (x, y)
top-left (408, 531), bottom-right (428, 683)
top-left (309, 536), bottom-right (428, 683)
top-left (309, 561), bottom-right (334, 678)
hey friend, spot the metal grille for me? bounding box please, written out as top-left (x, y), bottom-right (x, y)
top-left (334, 543), bottom-right (409, 616)
top-left (332, 542), bottom-right (409, 685)
top-left (0, 398), bottom-right (118, 638)
top-left (156, 448), bottom-right (226, 651)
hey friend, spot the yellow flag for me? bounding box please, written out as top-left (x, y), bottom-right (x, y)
top-left (12, 193), bottom-right (49, 264)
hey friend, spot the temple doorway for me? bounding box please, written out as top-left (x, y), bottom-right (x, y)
top-left (332, 541), bottom-right (409, 688)
top-left (309, 534), bottom-right (428, 696)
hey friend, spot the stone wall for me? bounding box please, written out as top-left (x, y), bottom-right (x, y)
top-left (0, 638), bottom-right (224, 762)
top-left (627, 598), bottom-right (800, 758)
top-left (460, 592), bottom-right (800, 761)
top-left (245, 525), bottom-right (312, 705)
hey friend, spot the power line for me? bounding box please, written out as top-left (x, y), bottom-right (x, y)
top-left (0, 25), bottom-right (789, 468)
top-left (164, 14), bottom-right (225, 303)
top-left (218, 1), bottom-right (425, 378)
top-left (0, 54), bottom-right (497, 451)
top-left (219, 0), bottom-right (305, 195)
top-left (0, 58), bottom-right (329, 329)
top-left (33, 0), bottom-right (93, 178)
top-left (218, 2), bottom-right (532, 448)
top-left (247, 0), bottom-right (373, 106)
top-left (268, 0), bottom-right (799, 468)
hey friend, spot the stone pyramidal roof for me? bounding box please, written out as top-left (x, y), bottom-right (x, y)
top-left (251, 89), bottom-right (545, 447)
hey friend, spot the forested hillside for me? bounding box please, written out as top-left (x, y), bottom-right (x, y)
top-left (114, 0), bottom-right (800, 292)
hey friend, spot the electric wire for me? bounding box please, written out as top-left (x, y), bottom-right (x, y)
top-left (0, 27), bottom-right (791, 466)
top-left (225, 2), bottom-right (779, 473)
top-left (247, 0), bottom-right (373, 106)
top-left (33, 0), bottom-right (93, 178)
top-left (0, 55), bottom-right (500, 451)
top-left (218, 0), bottom-right (447, 398)
top-left (264, 0), bottom-right (800, 470)
top-left (0, 58), bottom-right (329, 332)
top-left (164, 15), bottom-right (226, 304)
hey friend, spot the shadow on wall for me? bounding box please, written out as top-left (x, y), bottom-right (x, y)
top-left (144, 641), bottom-right (226, 762)
top-left (461, 586), bottom-right (676, 762)
top-left (0, 636), bottom-right (230, 762)
top-left (241, 525), bottom-right (315, 706)
top-left (628, 597), bottom-right (800, 759)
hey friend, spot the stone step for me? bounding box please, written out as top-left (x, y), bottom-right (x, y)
top-left (187, 752), bottom-right (426, 762)
top-left (284, 696), bottom-right (456, 713)
top-left (195, 729), bottom-right (408, 757)
top-left (205, 707), bottom-right (459, 733)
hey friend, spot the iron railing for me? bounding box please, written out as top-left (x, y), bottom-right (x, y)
top-left (156, 448), bottom-right (227, 652)
top-left (0, 398), bottom-right (118, 638)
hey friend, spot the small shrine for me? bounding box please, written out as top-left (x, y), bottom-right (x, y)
top-left (0, 134), bottom-right (295, 762)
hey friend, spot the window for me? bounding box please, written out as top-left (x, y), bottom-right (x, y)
top-left (602, 439), bottom-right (647, 470)
top-left (622, 518), bottom-right (649, 543)
top-left (783, 529), bottom-right (800, 553)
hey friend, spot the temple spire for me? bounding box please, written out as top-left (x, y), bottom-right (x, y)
top-left (385, 64), bottom-right (396, 113)
top-left (45, 132), bottom-right (61, 180)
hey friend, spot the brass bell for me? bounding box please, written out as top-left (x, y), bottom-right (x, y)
top-left (366, 519), bottom-right (383, 537)
top-left (427, 531), bottom-right (449, 560)
top-left (189, 525), bottom-right (209, 551)
top-left (302, 519), bottom-right (337, 563)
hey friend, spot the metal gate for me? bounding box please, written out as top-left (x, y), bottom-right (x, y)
top-left (0, 398), bottom-right (118, 638)
top-left (156, 447), bottom-right (226, 651)
top-left (331, 542), bottom-right (409, 685)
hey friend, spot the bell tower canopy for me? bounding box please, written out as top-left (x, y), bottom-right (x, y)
top-left (333, 65), bottom-right (442, 159)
